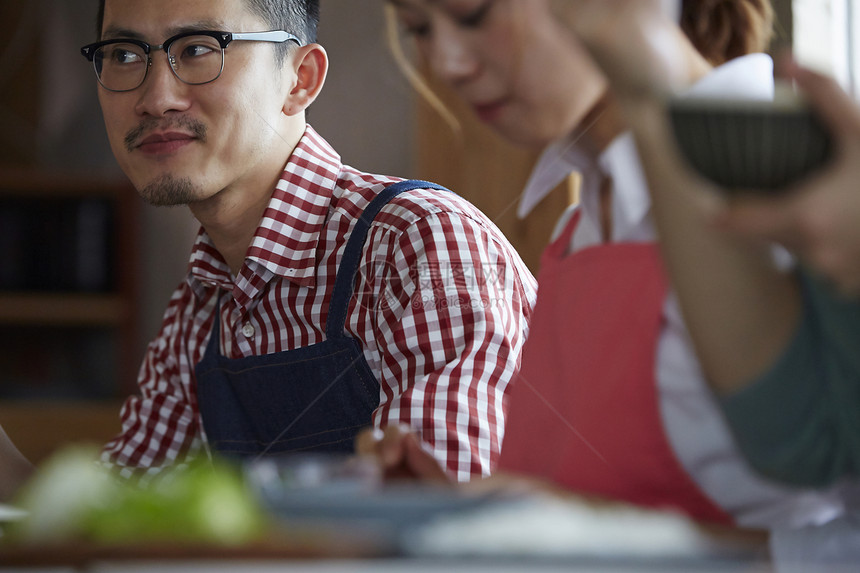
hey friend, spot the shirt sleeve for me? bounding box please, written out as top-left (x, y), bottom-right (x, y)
top-left (99, 287), bottom-right (206, 484)
top-left (720, 269), bottom-right (860, 487)
top-left (362, 208), bottom-right (537, 482)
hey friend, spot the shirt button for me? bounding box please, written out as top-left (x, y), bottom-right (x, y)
top-left (242, 323), bottom-right (256, 338)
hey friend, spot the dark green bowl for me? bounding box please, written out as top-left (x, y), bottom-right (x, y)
top-left (668, 94), bottom-right (833, 194)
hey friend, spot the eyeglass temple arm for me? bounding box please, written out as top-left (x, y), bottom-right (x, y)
top-left (230, 31), bottom-right (304, 46)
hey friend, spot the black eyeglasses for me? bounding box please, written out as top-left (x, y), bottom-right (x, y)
top-left (81, 30), bottom-right (303, 92)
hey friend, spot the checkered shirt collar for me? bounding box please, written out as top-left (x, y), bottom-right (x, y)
top-left (187, 125), bottom-right (341, 293)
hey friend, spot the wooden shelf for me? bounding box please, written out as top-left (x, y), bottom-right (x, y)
top-left (0, 401), bottom-right (125, 464)
top-left (0, 169), bottom-right (141, 399)
top-left (0, 293), bottom-right (127, 326)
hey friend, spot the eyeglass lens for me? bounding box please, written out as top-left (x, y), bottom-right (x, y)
top-left (94, 35), bottom-right (225, 91)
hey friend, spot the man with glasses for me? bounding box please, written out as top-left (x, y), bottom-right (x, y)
top-left (0, 0), bottom-right (536, 497)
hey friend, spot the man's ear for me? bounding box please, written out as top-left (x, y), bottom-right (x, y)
top-left (283, 44), bottom-right (328, 116)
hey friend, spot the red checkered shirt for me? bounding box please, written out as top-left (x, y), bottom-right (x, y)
top-left (101, 126), bottom-right (537, 482)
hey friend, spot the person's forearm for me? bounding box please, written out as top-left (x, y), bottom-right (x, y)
top-left (623, 97), bottom-right (802, 394)
top-left (0, 425), bottom-right (35, 502)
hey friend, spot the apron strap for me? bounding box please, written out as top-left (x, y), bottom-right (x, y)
top-left (326, 179), bottom-right (448, 340)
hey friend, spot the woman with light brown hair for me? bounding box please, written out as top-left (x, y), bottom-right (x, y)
top-left (359, 0), bottom-right (849, 559)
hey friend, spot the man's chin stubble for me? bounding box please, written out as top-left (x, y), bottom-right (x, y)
top-left (138, 174), bottom-right (198, 207)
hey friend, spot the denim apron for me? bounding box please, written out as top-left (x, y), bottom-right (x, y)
top-left (195, 179), bottom-right (447, 459)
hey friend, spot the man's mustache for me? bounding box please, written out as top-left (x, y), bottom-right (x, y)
top-left (125, 117), bottom-right (207, 152)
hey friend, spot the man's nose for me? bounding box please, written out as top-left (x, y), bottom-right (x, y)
top-left (133, 53), bottom-right (191, 117)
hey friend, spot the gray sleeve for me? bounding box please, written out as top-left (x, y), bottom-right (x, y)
top-left (719, 270), bottom-right (860, 487)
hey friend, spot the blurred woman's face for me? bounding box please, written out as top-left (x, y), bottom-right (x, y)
top-left (389, 0), bottom-right (609, 148)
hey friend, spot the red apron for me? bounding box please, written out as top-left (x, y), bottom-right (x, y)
top-left (498, 210), bottom-right (732, 525)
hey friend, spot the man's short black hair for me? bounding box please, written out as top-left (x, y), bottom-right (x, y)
top-left (96, 0), bottom-right (319, 61)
